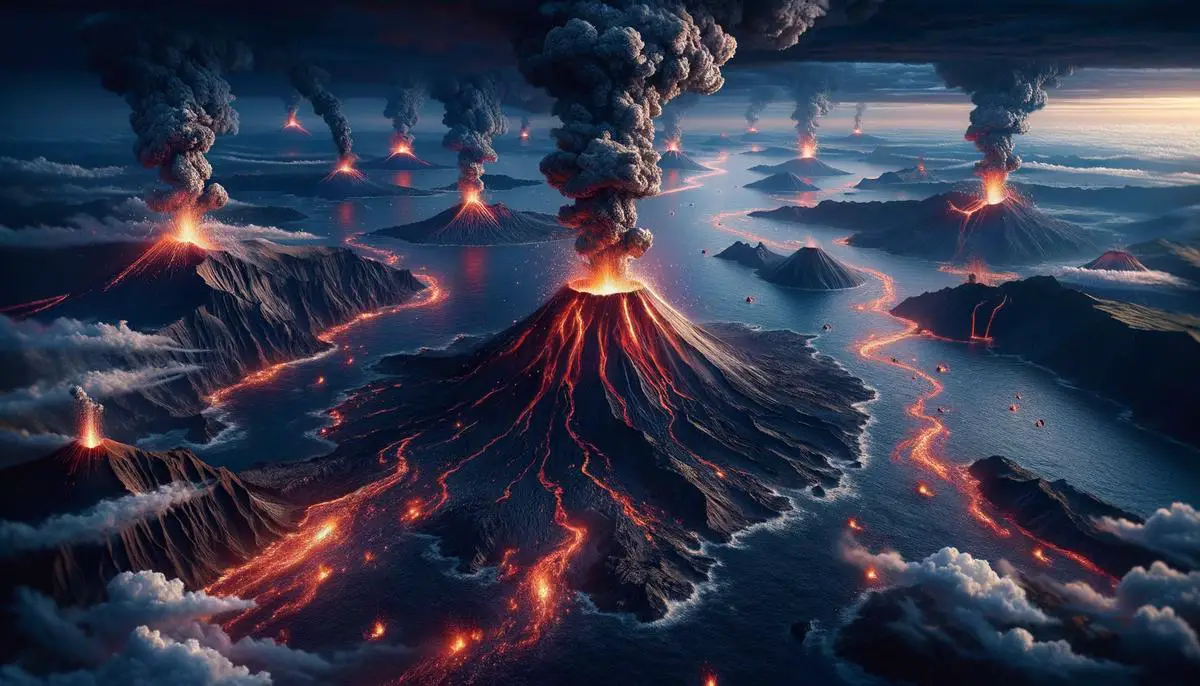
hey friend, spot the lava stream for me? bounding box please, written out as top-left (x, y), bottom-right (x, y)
top-left (659, 153), bottom-right (728, 196)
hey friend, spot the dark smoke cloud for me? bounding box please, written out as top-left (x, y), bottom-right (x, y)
top-left (791, 64), bottom-right (837, 149)
top-left (936, 61), bottom-right (1073, 178)
top-left (744, 84), bottom-right (780, 129)
top-left (853, 102), bottom-right (866, 131)
top-left (81, 19), bottom-right (251, 215)
top-left (663, 92), bottom-right (701, 143)
top-left (383, 79), bottom-right (425, 148)
top-left (289, 63), bottom-right (354, 160)
top-left (283, 90), bottom-right (302, 119)
top-left (432, 74), bottom-right (508, 194)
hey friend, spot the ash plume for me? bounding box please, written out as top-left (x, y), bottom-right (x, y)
top-left (383, 80), bottom-right (425, 148)
top-left (791, 65), bottom-right (838, 150)
top-left (432, 74), bottom-right (508, 194)
top-left (70, 385), bottom-right (102, 418)
top-left (936, 61), bottom-right (1073, 178)
top-left (81, 20), bottom-right (251, 216)
top-left (283, 91), bottom-right (302, 119)
top-left (663, 93), bottom-right (701, 143)
top-left (745, 85), bottom-right (779, 130)
top-left (854, 102), bottom-right (867, 131)
top-left (289, 64), bottom-right (354, 161)
top-left (519, 114), bottom-right (532, 137)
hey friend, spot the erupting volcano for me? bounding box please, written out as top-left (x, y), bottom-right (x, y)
top-left (324, 156), bottom-right (366, 183)
top-left (241, 273), bottom-right (870, 654)
top-left (1080, 249), bottom-right (1150, 272)
top-left (72, 386), bottom-right (104, 449)
top-left (658, 145), bottom-right (711, 171)
top-left (373, 187), bottom-right (571, 245)
top-left (366, 138), bottom-right (433, 170)
top-left (281, 111), bottom-right (309, 135)
top-left (105, 209), bottom-right (213, 289)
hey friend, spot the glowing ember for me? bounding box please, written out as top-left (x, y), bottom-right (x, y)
top-left (916, 482), bottom-right (935, 498)
top-left (450, 634), bottom-right (468, 654)
top-left (389, 141), bottom-right (413, 158)
top-left (325, 157), bottom-right (366, 182)
top-left (316, 564), bottom-right (332, 582)
top-left (852, 128), bottom-right (862, 136)
top-left (848, 518), bottom-right (864, 532)
top-left (665, 138), bottom-right (681, 153)
top-left (172, 211), bottom-right (211, 249)
top-left (865, 567), bottom-right (878, 582)
top-left (78, 403), bottom-right (103, 449)
top-left (282, 112), bottom-right (310, 135)
top-left (704, 674), bottom-right (718, 686)
top-left (367, 620), bottom-right (386, 640)
top-left (105, 210), bottom-right (213, 290)
top-left (313, 521), bottom-right (336, 543)
top-left (939, 258), bottom-right (1018, 286)
top-left (983, 171), bottom-right (1009, 205)
top-left (569, 267), bottom-right (643, 296)
top-left (746, 126), bottom-right (759, 134)
top-left (519, 128), bottom-right (530, 140)
top-left (1033, 547), bottom-right (1051, 565)
top-left (534, 575), bottom-right (552, 604)
top-left (798, 139), bottom-right (817, 159)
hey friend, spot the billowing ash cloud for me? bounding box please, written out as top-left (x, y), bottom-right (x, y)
top-left (283, 90), bottom-right (302, 119)
top-left (663, 92), bottom-right (701, 143)
top-left (0, 483), bottom-right (207, 556)
top-left (936, 61), bottom-right (1073, 177)
top-left (432, 74), bottom-right (508, 194)
top-left (791, 64), bottom-right (838, 149)
top-left (383, 79), bottom-right (425, 148)
top-left (81, 19), bottom-right (251, 215)
top-left (289, 64), bottom-right (354, 160)
top-left (854, 102), bottom-right (867, 131)
top-left (745, 85), bottom-right (779, 129)
top-left (1096, 503), bottom-right (1200, 569)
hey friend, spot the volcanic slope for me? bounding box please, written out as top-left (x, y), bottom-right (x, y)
top-left (658, 150), bottom-right (711, 171)
top-left (749, 158), bottom-right (850, 177)
top-left (1080, 249), bottom-right (1149, 271)
top-left (893, 276), bottom-right (1200, 447)
top-left (373, 202), bottom-right (573, 245)
top-left (714, 240), bottom-right (784, 269)
top-left (745, 172), bottom-right (820, 193)
top-left (239, 283), bottom-right (872, 627)
top-left (0, 439), bottom-right (296, 606)
top-left (760, 247), bottom-right (866, 290)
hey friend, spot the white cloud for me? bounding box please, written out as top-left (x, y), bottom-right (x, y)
top-left (0, 156), bottom-right (125, 179)
top-left (1096, 503), bottom-right (1200, 568)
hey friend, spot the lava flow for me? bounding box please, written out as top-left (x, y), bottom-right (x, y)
top-left (451, 187), bottom-right (498, 226)
top-left (949, 170), bottom-right (1014, 219)
top-left (325, 156), bottom-right (366, 182)
top-left (849, 260), bottom-right (1111, 575)
top-left (0, 293), bottom-right (70, 317)
top-left (968, 295), bottom-right (1008, 342)
top-left (105, 210), bottom-right (213, 290)
top-left (659, 152), bottom-right (728, 197)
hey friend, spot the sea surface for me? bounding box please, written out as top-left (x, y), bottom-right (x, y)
top-left (57, 124), bottom-right (1200, 684)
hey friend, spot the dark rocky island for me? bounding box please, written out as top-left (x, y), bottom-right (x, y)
top-left (255, 284), bottom-right (873, 622)
top-left (892, 276), bottom-right (1200, 447)
top-left (373, 202), bottom-right (573, 245)
top-left (754, 191), bottom-right (1096, 264)
top-left (0, 439), bottom-right (297, 605)
top-left (714, 240), bottom-right (784, 269)
top-left (760, 247), bottom-right (866, 290)
top-left (855, 163), bottom-right (935, 189)
top-left (1080, 249), bottom-right (1150, 271)
top-left (658, 149), bottom-right (711, 171)
top-left (749, 158), bottom-right (850, 177)
top-left (744, 172), bottom-right (821, 193)
top-left (435, 173), bottom-right (543, 191)
top-left (0, 240), bottom-right (428, 445)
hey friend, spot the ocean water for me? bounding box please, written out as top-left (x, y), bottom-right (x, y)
top-left (136, 125), bottom-right (1199, 684)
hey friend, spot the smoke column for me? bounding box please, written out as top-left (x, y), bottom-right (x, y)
top-left (936, 61), bottom-right (1073, 179)
top-left (284, 91), bottom-right (302, 120)
top-left (432, 74), bottom-right (508, 195)
top-left (81, 20), bottom-right (251, 215)
top-left (745, 85), bottom-right (777, 131)
top-left (384, 80), bottom-right (425, 149)
top-left (520, 114), bottom-right (532, 138)
top-left (853, 102), bottom-right (867, 132)
top-left (663, 93), bottom-right (701, 144)
top-left (791, 65), bottom-right (836, 153)
top-left (289, 64), bottom-right (354, 161)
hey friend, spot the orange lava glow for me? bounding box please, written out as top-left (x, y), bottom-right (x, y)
top-left (665, 138), bottom-right (681, 153)
top-left (282, 113), bottom-right (310, 135)
top-left (852, 128), bottom-right (862, 136)
top-left (916, 482), bottom-right (935, 498)
top-left (1032, 547), bottom-right (1050, 565)
top-left (389, 142), bottom-right (413, 158)
top-left (746, 126), bottom-right (759, 134)
top-left (569, 266), bottom-right (643, 296)
top-left (0, 293), bottom-right (70, 317)
top-left (704, 674), bottom-right (718, 686)
top-left (865, 567), bottom-right (878, 582)
top-left (938, 258), bottom-right (1018, 286)
top-left (367, 620), bottom-right (387, 640)
top-left (950, 171), bottom-right (1013, 220)
top-left (172, 210), bottom-right (211, 249)
top-left (325, 157), bottom-right (366, 182)
top-left (519, 129), bottom-right (530, 140)
top-left (79, 406), bottom-right (103, 449)
top-left (452, 187), bottom-right (498, 226)
top-left (969, 295), bottom-right (1009, 342)
top-left (798, 139), bottom-right (817, 159)
top-left (659, 152), bottom-right (728, 197)
top-left (848, 518), bottom-right (864, 532)
top-left (105, 210), bottom-right (212, 290)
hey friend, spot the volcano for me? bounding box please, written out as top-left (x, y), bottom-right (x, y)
top-left (855, 164), bottom-right (935, 189)
top-left (741, 146), bottom-right (799, 158)
top-left (658, 149), bottom-right (711, 171)
top-left (249, 283), bottom-right (871, 628)
top-left (373, 202), bottom-right (573, 245)
top-left (744, 172), bottom-right (821, 193)
top-left (362, 153), bottom-right (442, 170)
top-left (749, 158), bottom-right (850, 177)
top-left (714, 240), bottom-right (784, 269)
top-left (760, 247), bottom-right (866, 290)
top-left (0, 439), bottom-right (296, 605)
top-left (435, 173), bottom-right (543, 191)
top-left (218, 171), bottom-right (434, 199)
top-left (1080, 250), bottom-right (1149, 271)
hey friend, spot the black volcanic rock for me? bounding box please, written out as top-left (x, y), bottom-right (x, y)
top-left (658, 150), bottom-right (711, 171)
top-left (1080, 250), bottom-right (1149, 271)
top-left (758, 192), bottom-right (1095, 264)
top-left (0, 440), bottom-right (297, 605)
top-left (714, 241), bottom-right (783, 269)
top-left (2, 240), bottom-right (427, 444)
top-left (760, 247), bottom-right (866, 290)
top-left (749, 158), bottom-right (850, 177)
top-left (1127, 237), bottom-right (1200, 284)
top-left (967, 456), bottom-right (1162, 577)
top-left (892, 276), bottom-right (1200, 447)
top-left (435, 173), bottom-right (542, 191)
top-left (744, 173), bottom-right (821, 193)
top-left (373, 202), bottom-right (573, 245)
top-left (855, 165), bottom-right (935, 189)
top-left (276, 285), bottom-right (872, 621)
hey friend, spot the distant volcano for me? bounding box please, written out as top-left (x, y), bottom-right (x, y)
top-left (1080, 250), bottom-right (1149, 271)
top-left (750, 158), bottom-right (850, 177)
top-left (373, 202), bottom-right (573, 245)
top-left (755, 190), bottom-right (1096, 264)
top-left (0, 440), bottom-right (296, 605)
top-left (855, 164), bottom-right (935, 189)
top-left (658, 149), bottom-right (711, 171)
top-left (837, 132), bottom-right (886, 144)
top-left (435, 174), bottom-right (542, 191)
top-left (760, 247), bottom-right (866, 290)
top-left (741, 146), bottom-right (799, 158)
top-left (290, 283), bottom-right (872, 622)
top-left (219, 171), bottom-right (435, 199)
top-left (745, 172), bottom-right (821, 193)
top-left (362, 153), bottom-right (442, 170)
top-left (714, 240), bottom-right (783, 269)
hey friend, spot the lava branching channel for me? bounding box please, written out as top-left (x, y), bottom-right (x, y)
top-left (212, 281), bottom-right (870, 680)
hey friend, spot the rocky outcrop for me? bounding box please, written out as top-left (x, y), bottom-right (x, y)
top-left (658, 150), bottom-right (711, 171)
top-left (744, 172), bottom-right (821, 192)
top-left (0, 440), bottom-right (297, 604)
top-left (714, 241), bottom-right (784, 269)
top-left (760, 247), bottom-right (866, 290)
top-left (892, 276), bottom-right (1200, 447)
top-left (749, 158), bottom-right (850, 177)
